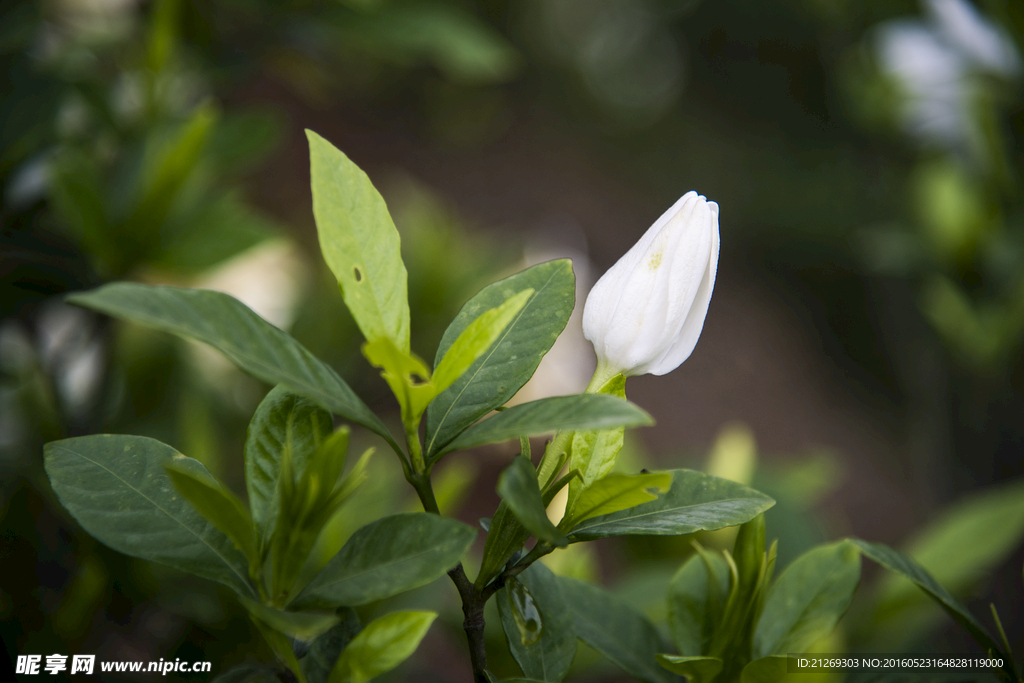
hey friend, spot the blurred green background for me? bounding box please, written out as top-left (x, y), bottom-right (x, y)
top-left (3, 0), bottom-right (1024, 680)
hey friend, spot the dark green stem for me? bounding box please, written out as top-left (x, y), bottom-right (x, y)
top-left (407, 466), bottom-right (489, 683)
top-left (407, 461), bottom-right (554, 683)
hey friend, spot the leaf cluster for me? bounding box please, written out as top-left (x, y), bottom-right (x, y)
top-left (44, 130), bottom-right (1020, 683)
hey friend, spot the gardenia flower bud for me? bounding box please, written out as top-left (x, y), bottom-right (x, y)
top-left (583, 191), bottom-right (719, 377)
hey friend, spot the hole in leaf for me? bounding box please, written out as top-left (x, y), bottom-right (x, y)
top-left (353, 266), bottom-right (363, 282)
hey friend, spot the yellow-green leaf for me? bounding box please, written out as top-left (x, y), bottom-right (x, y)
top-left (329, 611), bottom-right (436, 683)
top-left (362, 337), bottom-right (435, 427)
top-left (562, 472), bottom-right (671, 530)
top-left (432, 289), bottom-right (533, 395)
top-left (308, 130), bottom-right (410, 352)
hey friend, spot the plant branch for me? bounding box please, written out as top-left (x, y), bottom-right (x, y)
top-left (407, 462), bottom-right (490, 683)
top-left (406, 437), bottom-right (559, 683)
top-left (481, 541), bottom-right (555, 602)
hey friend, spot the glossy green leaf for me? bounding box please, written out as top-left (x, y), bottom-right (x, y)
top-left (740, 656), bottom-right (793, 683)
top-left (164, 458), bottom-right (257, 566)
top-left (67, 284), bottom-right (396, 449)
top-left (567, 470), bottom-right (775, 542)
top-left (307, 130), bottom-right (410, 352)
top-left (656, 655), bottom-right (723, 683)
top-left (558, 576), bottom-right (674, 683)
top-left (668, 552), bottom-right (731, 656)
top-left (238, 597), bottom-right (340, 642)
top-left (433, 288), bottom-right (534, 395)
top-left (44, 435), bottom-right (254, 597)
top-left (561, 472), bottom-right (671, 530)
top-left (567, 374), bottom-right (626, 511)
top-left (301, 609), bottom-right (361, 683)
top-left (753, 541), bottom-right (861, 659)
top-left (440, 394), bottom-right (653, 457)
top-left (497, 456), bottom-right (568, 548)
top-left (292, 513), bottom-right (475, 608)
top-left (244, 387), bottom-right (336, 552)
top-left (329, 611), bottom-right (436, 683)
top-left (425, 260), bottom-right (576, 458)
top-left (497, 564), bottom-right (576, 682)
top-left (851, 539), bottom-right (1005, 659)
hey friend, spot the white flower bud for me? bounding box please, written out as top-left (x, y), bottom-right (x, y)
top-left (583, 191), bottom-right (720, 377)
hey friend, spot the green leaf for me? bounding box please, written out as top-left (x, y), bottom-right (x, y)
top-left (127, 103), bottom-right (217, 256)
top-left (561, 472), bottom-right (671, 530)
top-left (497, 564), bottom-right (576, 682)
top-left (668, 552), bottom-right (731, 657)
top-left (558, 576), bottom-right (674, 683)
top-left (850, 539), bottom-right (1006, 659)
top-left (902, 479), bottom-right (1024, 591)
top-left (245, 387), bottom-right (335, 554)
top-left (251, 615), bottom-right (306, 683)
top-left (439, 394), bottom-right (653, 457)
top-left (307, 130), bottom-right (410, 352)
top-left (733, 514), bottom-right (767, 596)
top-left (870, 480), bottom-right (1024, 644)
top-left (364, 3), bottom-right (519, 83)
top-left (329, 611), bottom-right (436, 683)
top-left (566, 470), bottom-right (775, 542)
top-left (67, 284), bottom-right (397, 450)
top-left (156, 191), bottom-right (276, 274)
top-left (270, 427), bottom-right (358, 602)
top-left (504, 577), bottom-right (543, 646)
top-left (164, 458), bottom-right (257, 566)
top-left (238, 597), bottom-right (340, 642)
top-left (302, 609), bottom-right (361, 683)
top-left (567, 374), bottom-right (626, 511)
top-left (292, 513), bottom-right (475, 609)
top-left (656, 655), bottom-right (723, 683)
top-left (753, 541), bottom-right (861, 659)
top-left (144, 0), bottom-right (179, 74)
top-left (361, 337), bottom-right (434, 426)
top-left (425, 260), bottom-right (576, 458)
top-left (740, 656), bottom-right (793, 683)
top-left (433, 288), bottom-right (534, 395)
top-left (206, 109), bottom-right (283, 176)
top-left (497, 456), bottom-right (568, 548)
top-left (476, 502), bottom-right (532, 589)
top-left (49, 150), bottom-right (111, 270)
top-left (44, 435), bottom-right (253, 597)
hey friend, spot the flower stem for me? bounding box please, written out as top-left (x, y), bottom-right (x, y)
top-left (535, 365), bottom-right (624, 489)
